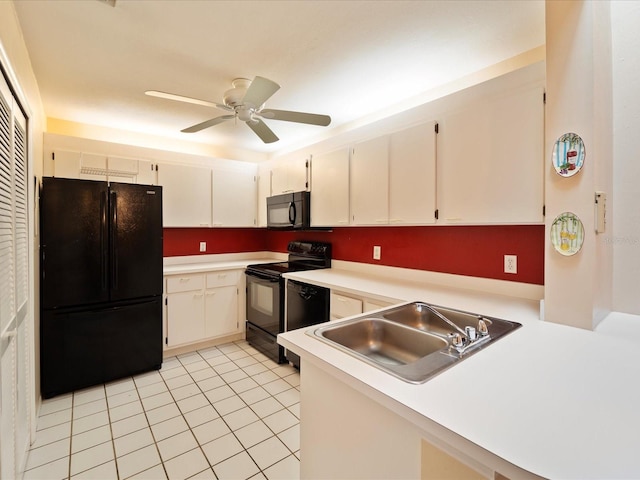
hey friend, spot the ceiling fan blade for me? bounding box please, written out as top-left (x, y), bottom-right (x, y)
top-left (259, 109), bottom-right (331, 127)
top-left (145, 90), bottom-right (232, 111)
top-left (181, 115), bottom-right (235, 133)
top-left (247, 119), bottom-right (279, 144)
top-left (242, 76), bottom-right (280, 108)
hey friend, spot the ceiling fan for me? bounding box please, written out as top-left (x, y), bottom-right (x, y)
top-left (145, 76), bottom-right (331, 144)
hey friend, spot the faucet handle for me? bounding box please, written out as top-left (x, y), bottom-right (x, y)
top-left (478, 319), bottom-right (489, 336)
top-left (452, 333), bottom-right (465, 348)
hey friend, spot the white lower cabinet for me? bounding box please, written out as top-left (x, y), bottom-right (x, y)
top-left (330, 292), bottom-right (363, 321)
top-left (165, 269), bottom-right (242, 349)
top-left (331, 291), bottom-right (398, 321)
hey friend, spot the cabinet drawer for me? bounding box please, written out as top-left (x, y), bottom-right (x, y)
top-left (206, 270), bottom-right (240, 288)
top-left (166, 274), bottom-right (204, 294)
top-left (331, 292), bottom-right (363, 319)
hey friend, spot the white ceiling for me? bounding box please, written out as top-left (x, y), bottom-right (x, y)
top-left (14, 0), bottom-right (545, 156)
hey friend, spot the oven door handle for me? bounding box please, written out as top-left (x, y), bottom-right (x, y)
top-left (246, 271), bottom-right (280, 283)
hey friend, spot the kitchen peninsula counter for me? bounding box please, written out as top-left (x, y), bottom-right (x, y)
top-left (279, 267), bottom-right (640, 479)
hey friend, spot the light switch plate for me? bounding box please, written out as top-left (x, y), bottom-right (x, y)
top-left (373, 245), bottom-right (381, 260)
top-left (199, 241), bottom-right (206, 252)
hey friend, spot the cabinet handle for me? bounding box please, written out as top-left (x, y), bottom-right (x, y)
top-left (206, 292), bottom-right (216, 296)
top-left (375, 219), bottom-right (387, 224)
top-left (179, 277), bottom-right (191, 282)
top-left (218, 274), bottom-right (227, 278)
top-left (445, 217), bottom-right (463, 222)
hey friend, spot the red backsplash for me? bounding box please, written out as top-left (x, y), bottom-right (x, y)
top-left (164, 225), bottom-right (544, 285)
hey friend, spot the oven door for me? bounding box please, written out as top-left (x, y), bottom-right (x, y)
top-left (245, 270), bottom-right (282, 336)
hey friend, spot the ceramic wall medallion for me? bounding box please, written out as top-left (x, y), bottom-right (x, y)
top-left (552, 132), bottom-right (585, 177)
top-left (550, 212), bottom-right (585, 256)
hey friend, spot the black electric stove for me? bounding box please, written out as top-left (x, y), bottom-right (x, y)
top-left (245, 241), bottom-right (331, 363)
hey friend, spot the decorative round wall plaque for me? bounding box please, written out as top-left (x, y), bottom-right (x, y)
top-left (550, 212), bottom-right (584, 256)
top-left (552, 132), bottom-right (585, 177)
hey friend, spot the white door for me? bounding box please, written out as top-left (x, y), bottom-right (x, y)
top-left (0, 69), bottom-right (31, 479)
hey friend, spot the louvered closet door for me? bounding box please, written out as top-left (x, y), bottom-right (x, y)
top-left (0, 68), bottom-right (30, 479)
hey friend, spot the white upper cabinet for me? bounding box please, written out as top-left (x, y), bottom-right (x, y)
top-left (257, 166), bottom-right (271, 228)
top-left (437, 83), bottom-right (545, 224)
top-left (157, 163), bottom-right (212, 227)
top-left (310, 148), bottom-right (350, 227)
top-left (389, 122), bottom-right (437, 225)
top-left (53, 150), bottom-right (108, 181)
top-left (271, 157), bottom-right (309, 195)
top-left (212, 166), bottom-right (257, 227)
top-left (350, 136), bottom-right (389, 225)
top-left (52, 150), bottom-right (157, 185)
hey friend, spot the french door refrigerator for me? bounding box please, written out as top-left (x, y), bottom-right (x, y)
top-left (40, 177), bottom-right (163, 398)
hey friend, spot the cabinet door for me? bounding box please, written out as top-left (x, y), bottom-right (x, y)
top-left (437, 85), bottom-right (544, 224)
top-left (204, 286), bottom-right (239, 338)
top-left (310, 148), bottom-right (350, 227)
top-left (350, 136), bottom-right (389, 225)
top-left (389, 122), bottom-right (437, 224)
top-left (166, 291), bottom-right (205, 347)
top-left (213, 168), bottom-right (257, 227)
top-left (157, 163), bottom-right (212, 227)
top-left (271, 158), bottom-right (308, 195)
top-left (52, 150), bottom-right (108, 181)
top-left (136, 160), bottom-right (157, 185)
top-left (257, 167), bottom-right (270, 227)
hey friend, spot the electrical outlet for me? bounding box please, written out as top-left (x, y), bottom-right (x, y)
top-left (373, 245), bottom-right (381, 260)
top-left (504, 255), bottom-right (517, 274)
top-left (199, 242), bottom-right (206, 252)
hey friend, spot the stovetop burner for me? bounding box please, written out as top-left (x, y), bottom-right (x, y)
top-left (246, 241), bottom-right (332, 278)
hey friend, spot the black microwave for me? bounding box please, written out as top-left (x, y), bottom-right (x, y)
top-left (267, 191), bottom-right (310, 230)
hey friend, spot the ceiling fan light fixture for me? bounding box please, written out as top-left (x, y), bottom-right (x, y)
top-left (223, 78), bottom-right (251, 107)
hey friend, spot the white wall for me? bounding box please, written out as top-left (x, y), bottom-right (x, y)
top-left (544, 0), bottom-right (614, 330)
top-left (611, 1), bottom-right (640, 315)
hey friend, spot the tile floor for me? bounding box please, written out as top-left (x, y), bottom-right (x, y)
top-left (24, 341), bottom-right (301, 480)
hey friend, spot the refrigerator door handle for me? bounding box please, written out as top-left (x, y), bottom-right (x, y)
top-left (101, 191), bottom-right (108, 291)
top-left (110, 191), bottom-right (118, 291)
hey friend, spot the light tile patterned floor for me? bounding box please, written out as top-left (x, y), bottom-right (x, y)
top-left (24, 341), bottom-right (301, 480)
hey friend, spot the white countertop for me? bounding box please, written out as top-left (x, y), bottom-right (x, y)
top-left (163, 254), bottom-right (279, 276)
top-left (279, 268), bottom-right (640, 479)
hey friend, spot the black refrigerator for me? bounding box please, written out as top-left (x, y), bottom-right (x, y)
top-left (40, 177), bottom-right (163, 398)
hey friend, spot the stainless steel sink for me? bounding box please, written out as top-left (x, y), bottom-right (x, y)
top-left (320, 318), bottom-right (448, 366)
top-left (310, 301), bottom-right (521, 383)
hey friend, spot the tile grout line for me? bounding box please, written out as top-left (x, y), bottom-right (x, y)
top-left (28, 341), bottom-right (301, 480)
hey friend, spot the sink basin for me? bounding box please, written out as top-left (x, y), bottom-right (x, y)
top-left (310, 301), bottom-right (521, 383)
top-left (320, 318), bottom-right (448, 366)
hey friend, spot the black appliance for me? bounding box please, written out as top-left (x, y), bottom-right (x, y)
top-left (40, 177), bottom-right (163, 398)
top-left (245, 240), bottom-right (331, 364)
top-left (285, 280), bottom-right (330, 368)
top-left (266, 191), bottom-right (310, 230)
